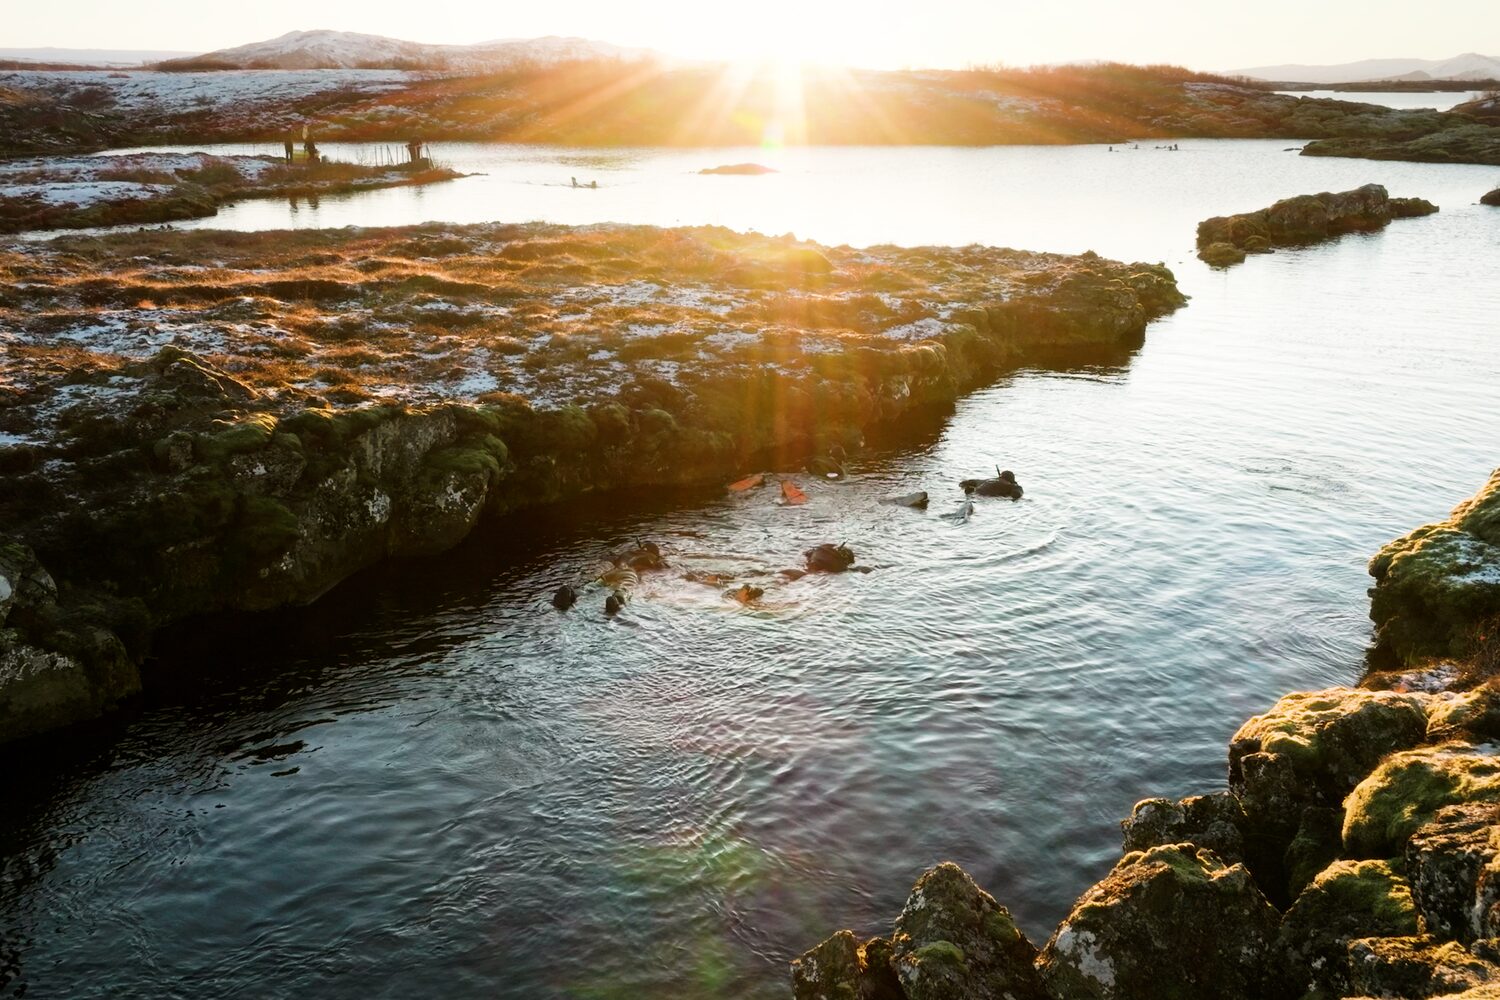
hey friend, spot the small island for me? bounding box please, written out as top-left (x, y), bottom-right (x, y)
top-left (699, 162), bottom-right (779, 175)
top-left (1196, 183), bottom-right (1438, 267)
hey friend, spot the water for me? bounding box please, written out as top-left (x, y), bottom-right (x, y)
top-left (1274, 89), bottom-right (1482, 111)
top-left (3, 142), bottom-right (1499, 1000)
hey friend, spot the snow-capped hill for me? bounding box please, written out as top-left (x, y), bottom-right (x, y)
top-left (160, 29), bottom-right (656, 71)
top-left (1233, 53), bottom-right (1500, 84)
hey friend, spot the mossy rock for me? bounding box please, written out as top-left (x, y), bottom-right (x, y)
top-left (195, 413), bottom-right (278, 464)
top-left (1429, 686), bottom-right (1500, 742)
top-left (1198, 242), bottom-right (1247, 267)
top-left (1036, 844), bottom-right (1279, 1000)
top-left (1284, 806), bottom-right (1346, 900)
top-left (1344, 743), bottom-right (1500, 857)
top-left (790, 930), bottom-right (902, 1000)
top-left (1229, 687), bottom-right (1432, 852)
top-left (1369, 469), bottom-right (1500, 663)
top-left (889, 862), bottom-right (1047, 1000)
top-left (1120, 792), bottom-right (1246, 864)
top-left (1345, 935), bottom-right (1500, 999)
top-left (1276, 859), bottom-right (1420, 998)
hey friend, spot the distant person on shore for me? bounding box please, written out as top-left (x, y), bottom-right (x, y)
top-left (406, 138), bottom-right (423, 164)
top-left (283, 137), bottom-right (295, 164)
top-left (303, 124), bottom-right (319, 165)
top-left (571, 176), bottom-right (579, 188)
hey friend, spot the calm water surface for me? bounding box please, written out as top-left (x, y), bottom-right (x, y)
top-left (1273, 89), bottom-right (1482, 111)
top-left (2, 141), bottom-right (1499, 999)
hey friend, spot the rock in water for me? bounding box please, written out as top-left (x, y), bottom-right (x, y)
top-left (1035, 843), bottom-right (1279, 1000)
top-left (790, 929), bottom-right (902, 1000)
top-left (1198, 241), bottom-right (1247, 267)
top-left (881, 491), bottom-right (929, 509)
top-left (550, 584), bottom-right (578, 610)
top-left (1481, 188), bottom-right (1500, 207)
top-left (804, 543), bottom-right (855, 573)
top-left (888, 863), bottom-right (1047, 1000)
top-left (1275, 859), bottom-right (1420, 998)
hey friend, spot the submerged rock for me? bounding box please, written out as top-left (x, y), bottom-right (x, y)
top-left (1035, 843), bottom-right (1278, 1000)
top-left (1369, 468), bottom-right (1500, 664)
top-left (889, 863), bottom-right (1046, 1000)
top-left (1119, 792), bottom-right (1246, 864)
top-left (1345, 935), bottom-right (1500, 999)
top-left (1275, 859), bottom-right (1421, 998)
top-left (1343, 743), bottom-right (1500, 858)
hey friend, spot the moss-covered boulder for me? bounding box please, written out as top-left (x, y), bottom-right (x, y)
top-left (1344, 743), bottom-right (1500, 858)
top-left (1197, 241), bottom-right (1247, 267)
top-left (1369, 469), bottom-right (1500, 664)
top-left (1430, 687), bottom-right (1500, 742)
top-left (1276, 859), bottom-right (1421, 997)
top-left (790, 929), bottom-right (903, 1000)
top-left (1346, 936), bottom-right (1500, 998)
top-left (888, 862), bottom-right (1046, 1000)
top-left (1229, 688), bottom-right (1432, 858)
top-left (1035, 844), bottom-right (1279, 1000)
top-left (1407, 803), bottom-right (1500, 944)
top-left (1120, 792), bottom-right (1246, 864)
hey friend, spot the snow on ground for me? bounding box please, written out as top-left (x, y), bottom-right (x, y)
top-left (0, 69), bottom-right (413, 114)
top-left (0, 152), bottom-right (281, 208)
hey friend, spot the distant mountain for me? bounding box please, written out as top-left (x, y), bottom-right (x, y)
top-left (0, 47), bottom-right (195, 67)
top-left (1233, 52), bottom-right (1500, 84)
top-left (158, 29), bottom-right (656, 71)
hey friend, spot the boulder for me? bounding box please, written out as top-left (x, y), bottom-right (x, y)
top-left (1346, 936), bottom-right (1500, 998)
top-left (1197, 241), bottom-right (1247, 267)
top-left (1391, 196), bottom-right (1441, 218)
top-left (1276, 859), bottom-right (1421, 997)
top-left (1369, 468), bottom-right (1500, 664)
top-left (1430, 687), bottom-right (1500, 742)
top-left (1035, 844), bottom-right (1279, 1000)
top-left (888, 862), bottom-right (1047, 1000)
top-left (1229, 688), bottom-right (1431, 852)
top-left (1344, 743), bottom-right (1500, 858)
top-left (791, 929), bottom-right (902, 1000)
top-left (1407, 803), bottom-right (1500, 943)
top-left (1482, 189), bottom-right (1500, 207)
top-left (1119, 792), bottom-right (1246, 864)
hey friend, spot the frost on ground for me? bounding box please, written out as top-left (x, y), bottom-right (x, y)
top-left (0, 220), bottom-right (1180, 467)
top-left (1, 69), bottom-right (412, 117)
top-left (0, 152), bottom-right (280, 208)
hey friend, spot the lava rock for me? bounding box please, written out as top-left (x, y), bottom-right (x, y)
top-left (1346, 935), bottom-right (1500, 999)
top-left (1036, 844), bottom-right (1279, 1000)
top-left (1119, 792), bottom-right (1246, 864)
top-left (889, 862), bottom-right (1047, 1000)
top-left (790, 929), bottom-right (902, 1000)
top-left (1407, 803), bottom-right (1500, 943)
top-left (1276, 859), bottom-right (1420, 998)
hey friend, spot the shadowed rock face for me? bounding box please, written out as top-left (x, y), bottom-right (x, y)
top-left (1345, 935), bottom-right (1500, 999)
top-left (1195, 183), bottom-right (1438, 266)
top-left (1274, 859), bottom-right (1421, 998)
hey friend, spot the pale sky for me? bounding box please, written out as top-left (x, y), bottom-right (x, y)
top-left (9, 0), bottom-right (1500, 71)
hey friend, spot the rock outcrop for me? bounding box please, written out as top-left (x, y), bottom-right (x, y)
top-left (1370, 468), bottom-right (1500, 664)
top-left (1035, 844), bottom-right (1279, 999)
top-left (1195, 183), bottom-right (1439, 266)
top-left (1274, 859), bottom-right (1421, 997)
top-left (1343, 743), bottom-right (1500, 858)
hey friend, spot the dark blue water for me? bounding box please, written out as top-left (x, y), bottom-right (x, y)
top-left (3, 143), bottom-right (1499, 999)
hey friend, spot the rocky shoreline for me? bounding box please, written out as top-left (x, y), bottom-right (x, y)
top-left (0, 222), bottom-right (1185, 743)
top-left (793, 469), bottom-right (1500, 1000)
top-left (0, 151), bottom-right (463, 234)
top-left (1196, 183), bottom-right (1438, 267)
top-left (5, 64), bottom-right (1500, 166)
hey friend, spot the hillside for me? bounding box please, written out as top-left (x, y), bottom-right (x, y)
top-left (155, 29), bottom-right (655, 71)
top-left (1234, 51), bottom-right (1500, 84)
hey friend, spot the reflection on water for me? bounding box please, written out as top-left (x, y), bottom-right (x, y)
top-left (1273, 89), bottom-right (1481, 112)
top-left (2, 144), bottom-right (1500, 999)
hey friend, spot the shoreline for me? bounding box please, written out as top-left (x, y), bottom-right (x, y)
top-left (793, 469), bottom-right (1500, 1000)
top-left (0, 221), bottom-right (1185, 743)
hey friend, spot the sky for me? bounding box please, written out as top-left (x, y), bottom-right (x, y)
top-left (8, 0), bottom-right (1500, 70)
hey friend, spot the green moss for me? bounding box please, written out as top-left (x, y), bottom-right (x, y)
top-left (195, 413), bottom-right (277, 463)
top-left (983, 908), bottom-right (1021, 945)
top-left (1343, 743), bottom-right (1500, 857)
top-left (1234, 688), bottom-right (1429, 775)
top-left (423, 434), bottom-right (509, 480)
top-left (282, 405), bottom-right (403, 446)
top-left (232, 496), bottom-right (301, 557)
top-left (912, 940), bottom-right (966, 966)
top-left (1303, 860), bottom-right (1419, 929)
